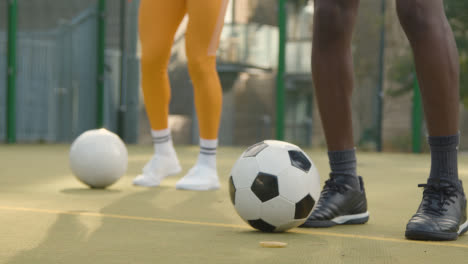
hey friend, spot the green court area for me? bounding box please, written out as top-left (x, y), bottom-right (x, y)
top-left (1, 145), bottom-right (468, 263)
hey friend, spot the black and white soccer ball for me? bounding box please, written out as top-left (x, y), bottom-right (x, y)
top-left (229, 140), bottom-right (320, 232)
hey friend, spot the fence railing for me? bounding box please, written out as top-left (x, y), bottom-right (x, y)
top-left (0, 6), bottom-right (125, 142)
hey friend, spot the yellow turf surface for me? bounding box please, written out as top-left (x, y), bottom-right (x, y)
top-left (1, 145), bottom-right (468, 263)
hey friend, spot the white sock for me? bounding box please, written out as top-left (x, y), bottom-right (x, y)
top-left (151, 129), bottom-right (176, 156)
top-left (132, 129), bottom-right (181, 187)
top-left (175, 138), bottom-right (220, 191)
top-left (197, 138), bottom-right (218, 169)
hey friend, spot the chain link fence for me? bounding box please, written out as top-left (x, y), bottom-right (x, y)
top-left (5, 0), bottom-right (460, 151)
top-left (0, 0), bottom-right (139, 143)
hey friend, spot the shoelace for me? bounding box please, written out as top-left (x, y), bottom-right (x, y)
top-left (321, 178), bottom-right (350, 199)
top-left (419, 179), bottom-right (459, 217)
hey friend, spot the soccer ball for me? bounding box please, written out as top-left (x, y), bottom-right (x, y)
top-left (69, 128), bottom-right (128, 188)
top-left (229, 140), bottom-right (320, 232)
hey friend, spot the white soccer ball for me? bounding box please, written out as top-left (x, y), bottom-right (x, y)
top-left (229, 140), bottom-right (321, 232)
top-left (69, 128), bottom-right (128, 188)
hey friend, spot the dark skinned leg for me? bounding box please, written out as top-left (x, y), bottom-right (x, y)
top-left (397, 1), bottom-right (460, 181)
top-left (396, 0), bottom-right (459, 136)
top-left (300, 0), bottom-right (369, 229)
top-left (397, 0), bottom-right (467, 241)
top-left (312, 0), bottom-right (360, 151)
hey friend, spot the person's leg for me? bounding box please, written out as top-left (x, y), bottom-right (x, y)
top-left (312, 1), bottom-right (357, 151)
top-left (396, 0), bottom-right (468, 241)
top-left (133, 0), bottom-right (187, 187)
top-left (300, 0), bottom-right (369, 228)
top-left (174, 0), bottom-right (229, 191)
top-left (312, 0), bottom-right (359, 182)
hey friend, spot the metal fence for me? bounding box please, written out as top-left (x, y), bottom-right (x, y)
top-left (0, 1), bottom-right (139, 143)
top-left (0, 32), bottom-right (5, 141)
top-left (1, 0), bottom-right (393, 149)
top-left (218, 23), bottom-right (278, 70)
top-left (2, 7), bottom-right (92, 142)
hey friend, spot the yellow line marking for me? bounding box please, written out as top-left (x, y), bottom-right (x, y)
top-left (1, 205), bottom-right (468, 249)
top-left (0, 206), bottom-right (247, 229)
top-left (291, 229), bottom-right (468, 249)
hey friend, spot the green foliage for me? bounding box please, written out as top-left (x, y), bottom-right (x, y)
top-left (446, 0), bottom-right (468, 108)
top-left (388, 1), bottom-right (468, 108)
top-left (386, 54), bottom-right (415, 97)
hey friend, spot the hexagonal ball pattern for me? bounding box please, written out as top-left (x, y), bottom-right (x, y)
top-left (248, 219), bottom-right (276, 232)
top-left (278, 166), bottom-right (308, 203)
top-left (288, 150), bottom-right (312, 173)
top-left (255, 145), bottom-right (291, 176)
top-left (251, 172), bottom-right (279, 202)
top-left (234, 188), bottom-right (262, 220)
top-left (229, 176), bottom-right (236, 205)
top-left (275, 219), bottom-right (306, 232)
top-left (230, 157), bottom-right (260, 189)
top-left (243, 142), bottom-right (268, 158)
top-left (261, 196), bottom-right (296, 227)
top-left (294, 194), bottom-right (315, 219)
top-left (303, 162), bottom-right (321, 202)
top-left (263, 140), bottom-right (299, 150)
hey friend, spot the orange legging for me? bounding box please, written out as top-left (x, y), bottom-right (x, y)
top-left (139, 0), bottom-right (229, 140)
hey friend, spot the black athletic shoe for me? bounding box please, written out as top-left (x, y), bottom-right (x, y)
top-left (405, 178), bottom-right (468, 241)
top-left (300, 175), bottom-right (369, 228)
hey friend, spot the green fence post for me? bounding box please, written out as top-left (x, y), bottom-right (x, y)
top-left (117, 0), bottom-right (127, 138)
top-left (412, 77), bottom-right (423, 153)
top-left (276, 0), bottom-right (286, 141)
top-left (97, 0), bottom-right (106, 128)
top-left (7, 0), bottom-right (18, 143)
top-left (375, 0), bottom-right (386, 152)
top-left (121, 0), bottom-right (141, 143)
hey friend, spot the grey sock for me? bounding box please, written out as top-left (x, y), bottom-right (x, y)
top-left (428, 133), bottom-right (459, 180)
top-left (328, 149), bottom-right (357, 178)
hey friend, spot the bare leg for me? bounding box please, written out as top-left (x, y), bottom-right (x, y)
top-left (396, 0), bottom-right (459, 136)
top-left (300, 0), bottom-right (369, 229)
top-left (312, 0), bottom-right (360, 151)
top-left (397, 0), bottom-right (467, 241)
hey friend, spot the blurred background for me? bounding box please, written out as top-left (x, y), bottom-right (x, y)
top-left (1, 0), bottom-right (468, 152)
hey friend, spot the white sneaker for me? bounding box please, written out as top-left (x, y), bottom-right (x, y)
top-left (175, 165), bottom-right (220, 191)
top-left (133, 154), bottom-right (182, 187)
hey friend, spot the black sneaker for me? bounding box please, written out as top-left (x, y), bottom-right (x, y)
top-left (300, 175), bottom-right (369, 228)
top-left (405, 178), bottom-right (468, 241)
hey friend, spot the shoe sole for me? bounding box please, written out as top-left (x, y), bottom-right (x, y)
top-left (143, 165), bottom-right (182, 177)
top-left (133, 167), bottom-right (182, 187)
top-left (167, 166), bottom-right (182, 176)
top-left (405, 220), bottom-right (468, 241)
top-left (175, 183), bottom-right (220, 191)
top-left (300, 212), bottom-right (370, 228)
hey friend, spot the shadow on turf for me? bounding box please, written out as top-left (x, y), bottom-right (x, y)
top-left (4, 187), bottom-right (355, 263)
top-left (237, 229), bottom-right (306, 237)
top-left (5, 189), bottom-right (165, 263)
top-left (60, 188), bottom-right (123, 194)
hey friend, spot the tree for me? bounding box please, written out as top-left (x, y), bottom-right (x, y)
top-left (446, 0), bottom-right (468, 107)
top-left (387, 1), bottom-right (468, 108)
